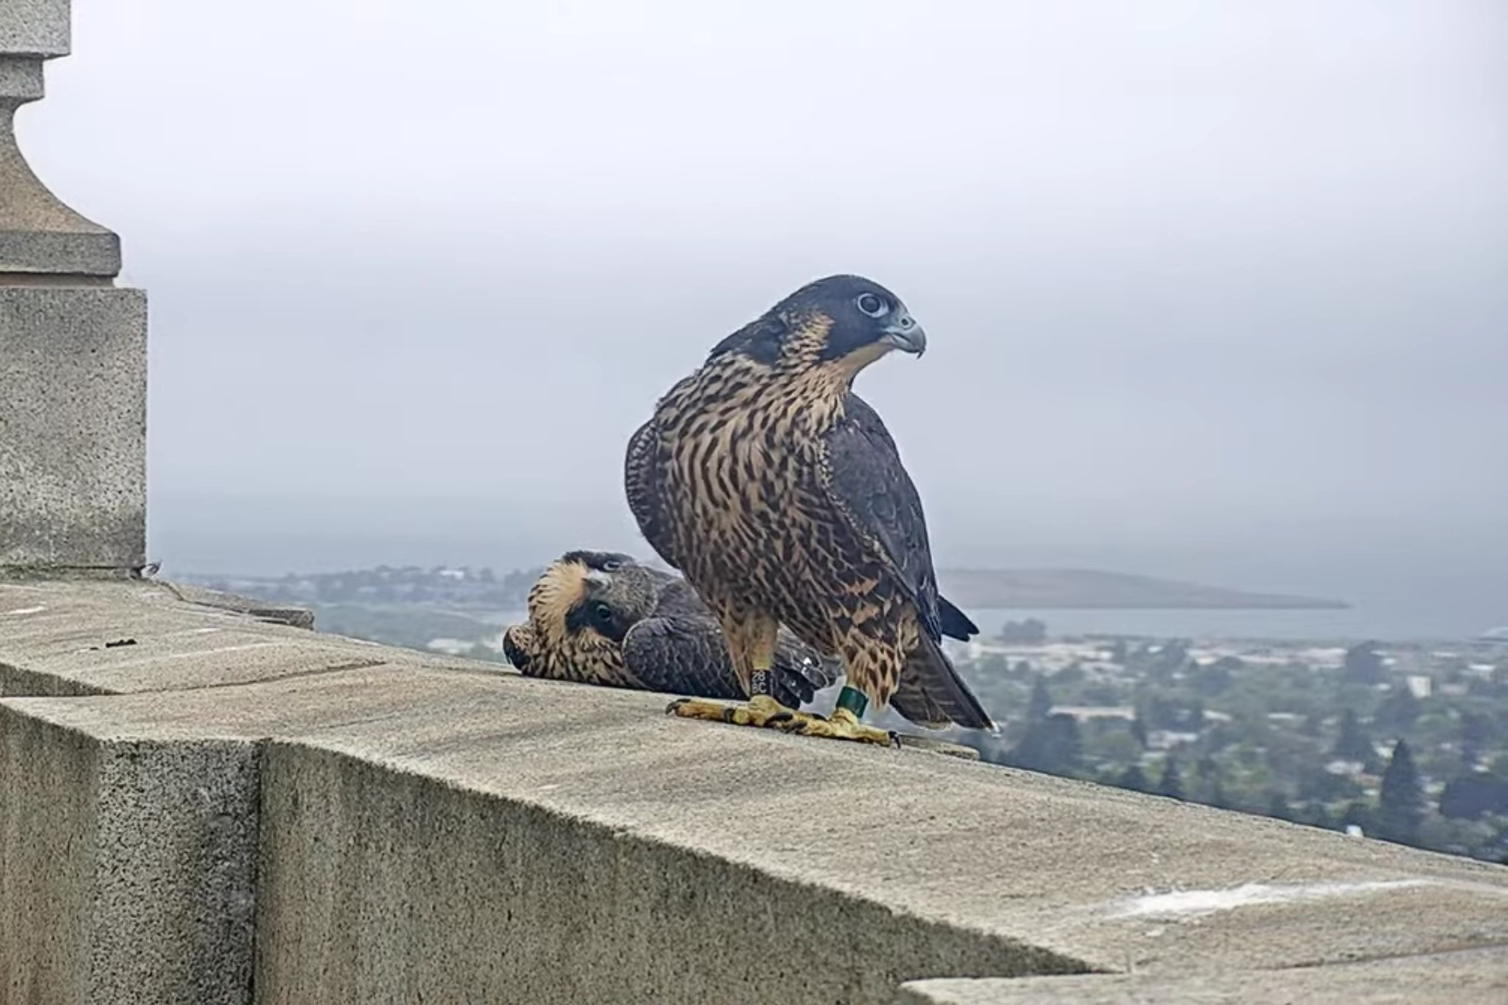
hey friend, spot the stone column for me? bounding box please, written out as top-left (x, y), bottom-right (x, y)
top-left (1, 0), bottom-right (147, 576)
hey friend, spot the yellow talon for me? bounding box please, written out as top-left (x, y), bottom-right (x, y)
top-left (666, 694), bottom-right (897, 747)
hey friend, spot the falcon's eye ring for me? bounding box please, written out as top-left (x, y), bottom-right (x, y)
top-left (591, 602), bottom-right (614, 625)
top-left (601, 560), bottom-right (622, 572)
top-left (856, 293), bottom-right (887, 317)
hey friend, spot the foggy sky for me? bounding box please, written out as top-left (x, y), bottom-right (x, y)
top-left (19, 1), bottom-right (1508, 615)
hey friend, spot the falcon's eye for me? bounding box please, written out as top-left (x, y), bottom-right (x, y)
top-left (856, 293), bottom-right (887, 317)
top-left (601, 560), bottom-right (622, 572)
top-left (591, 602), bottom-right (615, 626)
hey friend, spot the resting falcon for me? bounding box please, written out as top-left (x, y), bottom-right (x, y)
top-left (623, 274), bottom-right (994, 745)
top-left (501, 549), bottom-right (837, 708)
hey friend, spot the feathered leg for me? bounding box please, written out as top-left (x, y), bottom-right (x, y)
top-left (776, 633), bottom-right (898, 745)
top-left (665, 609), bottom-right (793, 725)
top-left (667, 611), bottom-right (895, 746)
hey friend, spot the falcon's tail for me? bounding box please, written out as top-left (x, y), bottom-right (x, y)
top-left (937, 595), bottom-right (980, 641)
top-left (889, 632), bottom-right (994, 732)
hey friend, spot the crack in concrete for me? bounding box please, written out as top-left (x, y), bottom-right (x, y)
top-left (131, 658), bottom-right (392, 694)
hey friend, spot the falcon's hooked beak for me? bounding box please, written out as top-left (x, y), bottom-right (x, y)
top-left (879, 309), bottom-right (927, 356)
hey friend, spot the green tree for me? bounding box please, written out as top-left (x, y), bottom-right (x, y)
top-left (1341, 799), bottom-right (1376, 835)
top-left (1204, 778), bottom-right (1232, 810)
top-left (1192, 755), bottom-right (1223, 803)
top-left (1330, 709), bottom-right (1379, 769)
top-left (1374, 685), bottom-right (1422, 733)
top-left (1296, 802), bottom-right (1336, 830)
top-left (1439, 773), bottom-right (1508, 821)
top-left (1378, 739), bottom-right (1425, 844)
top-left (1084, 726), bottom-right (1143, 767)
top-left (1150, 640), bottom-right (1190, 681)
top-left (1027, 675), bottom-right (1054, 722)
top-left (1116, 764), bottom-right (1152, 793)
top-left (1297, 766), bottom-right (1363, 804)
top-left (1191, 656), bottom-right (1240, 697)
top-left (1006, 713), bottom-right (1082, 776)
top-left (1342, 641), bottom-right (1386, 684)
top-left (1158, 756), bottom-right (1185, 800)
top-left (1000, 618), bottom-right (1048, 643)
top-left (1459, 712), bottom-right (1495, 766)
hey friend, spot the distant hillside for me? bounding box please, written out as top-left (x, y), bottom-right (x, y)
top-left (935, 568), bottom-right (1349, 610)
top-left (183, 563), bottom-right (1348, 614)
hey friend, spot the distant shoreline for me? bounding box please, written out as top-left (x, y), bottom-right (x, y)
top-left (935, 568), bottom-right (1349, 611)
top-left (183, 563), bottom-right (1349, 613)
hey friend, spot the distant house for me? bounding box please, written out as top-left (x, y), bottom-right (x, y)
top-left (1052, 706), bottom-right (1136, 722)
top-left (1405, 675), bottom-right (1433, 700)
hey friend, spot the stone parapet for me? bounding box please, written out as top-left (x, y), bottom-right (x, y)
top-left (2, 579), bottom-right (1505, 1004)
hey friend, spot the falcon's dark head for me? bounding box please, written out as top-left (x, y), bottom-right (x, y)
top-left (557, 549), bottom-right (637, 574)
top-left (526, 550), bottom-right (658, 648)
top-left (709, 274), bottom-right (926, 377)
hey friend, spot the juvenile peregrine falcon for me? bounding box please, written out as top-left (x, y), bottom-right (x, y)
top-left (624, 274), bottom-right (994, 745)
top-left (502, 549), bottom-right (837, 707)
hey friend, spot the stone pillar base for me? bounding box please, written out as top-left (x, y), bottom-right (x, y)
top-left (0, 286), bottom-right (147, 572)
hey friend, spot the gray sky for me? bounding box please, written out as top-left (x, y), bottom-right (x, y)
top-left (21, 1), bottom-right (1508, 620)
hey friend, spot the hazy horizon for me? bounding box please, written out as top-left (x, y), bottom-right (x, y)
top-left (149, 490), bottom-right (1507, 641)
top-left (20, 1), bottom-right (1504, 637)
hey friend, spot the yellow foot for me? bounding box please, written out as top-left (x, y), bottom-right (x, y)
top-left (665, 694), bottom-right (897, 747)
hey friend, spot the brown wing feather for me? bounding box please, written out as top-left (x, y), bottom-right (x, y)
top-left (821, 394), bottom-right (994, 731)
top-left (502, 623), bottom-right (534, 671)
top-left (625, 400), bottom-right (688, 573)
top-left (622, 615), bottom-right (835, 708)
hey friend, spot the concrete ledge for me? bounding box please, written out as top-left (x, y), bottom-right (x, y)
top-left (2, 580), bottom-right (1507, 1004)
top-left (256, 739), bottom-right (1081, 1004)
top-left (898, 946), bottom-right (1508, 1004)
top-left (0, 578), bottom-right (454, 696)
top-left (0, 713), bottom-right (259, 1005)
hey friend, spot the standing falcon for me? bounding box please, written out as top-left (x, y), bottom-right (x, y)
top-left (502, 548), bottom-right (837, 707)
top-left (624, 274), bottom-right (993, 745)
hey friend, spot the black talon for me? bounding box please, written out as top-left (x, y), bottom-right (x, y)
top-left (720, 707), bottom-right (738, 723)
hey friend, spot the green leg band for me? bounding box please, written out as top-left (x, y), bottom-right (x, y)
top-left (836, 685), bottom-right (869, 719)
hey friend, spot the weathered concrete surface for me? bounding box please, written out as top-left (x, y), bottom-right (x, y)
top-left (0, 713), bottom-right (260, 1005)
top-left (2, 580), bottom-right (1507, 1004)
top-left (898, 945), bottom-right (1508, 1004)
top-left (0, 289), bottom-right (145, 571)
top-left (0, 578), bottom-right (465, 696)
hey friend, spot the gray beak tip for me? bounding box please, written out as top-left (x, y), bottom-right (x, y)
top-left (882, 324), bottom-right (927, 356)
